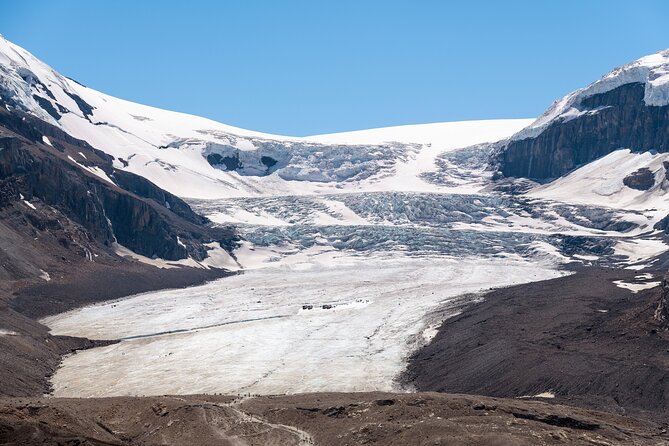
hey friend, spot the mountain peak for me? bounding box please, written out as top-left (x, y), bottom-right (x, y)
top-left (498, 46), bottom-right (669, 183)
top-left (510, 48), bottom-right (669, 142)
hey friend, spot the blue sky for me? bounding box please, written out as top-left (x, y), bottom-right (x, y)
top-left (1, 0), bottom-right (668, 136)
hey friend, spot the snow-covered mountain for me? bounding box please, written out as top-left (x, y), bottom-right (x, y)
top-left (3, 36), bottom-right (668, 268)
top-left (0, 35), bottom-right (530, 199)
top-left (497, 48), bottom-right (669, 194)
top-left (488, 47), bottom-right (669, 236)
top-left (3, 36), bottom-right (669, 262)
top-left (514, 49), bottom-right (669, 141)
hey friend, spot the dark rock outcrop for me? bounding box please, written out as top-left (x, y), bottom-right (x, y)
top-left (207, 152), bottom-right (242, 171)
top-left (0, 106), bottom-right (236, 261)
top-left (623, 167), bottom-right (655, 190)
top-left (31, 94), bottom-right (61, 120)
top-left (206, 150), bottom-right (280, 176)
top-left (653, 214), bottom-right (669, 233)
top-left (63, 90), bottom-right (95, 120)
top-left (497, 83), bottom-right (669, 180)
top-left (655, 273), bottom-right (669, 329)
top-left (110, 169), bottom-right (206, 225)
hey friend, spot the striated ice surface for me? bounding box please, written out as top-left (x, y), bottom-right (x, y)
top-left (46, 257), bottom-right (564, 397)
top-left (44, 169), bottom-right (668, 397)
top-left (45, 180), bottom-right (664, 397)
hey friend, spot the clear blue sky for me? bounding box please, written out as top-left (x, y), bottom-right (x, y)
top-left (1, 0), bottom-right (668, 136)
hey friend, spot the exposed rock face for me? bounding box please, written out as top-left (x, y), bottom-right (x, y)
top-left (0, 107), bottom-right (235, 261)
top-left (623, 167), bottom-right (655, 190)
top-left (194, 139), bottom-right (414, 182)
top-left (655, 272), bottom-right (669, 329)
top-left (109, 170), bottom-right (206, 226)
top-left (497, 83), bottom-right (669, 180)
top-left (653, 214), bottom-right (669, 233)
top-left (206, 151), bottom-right (281, 176)
top-left (0, 138), bottom-right (114, 243)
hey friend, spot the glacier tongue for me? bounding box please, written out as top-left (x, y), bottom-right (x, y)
top-left (44, 185), bottom-right (666, 397)
top-left (43, 181), bottom-right (667, 397)
top-left (46, 256), bottom-right (565, 397)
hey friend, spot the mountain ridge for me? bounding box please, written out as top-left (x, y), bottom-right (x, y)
top-left (496, 49), bottom-right (669, 181)
top-left (0, 35), bottom-right (532, 199)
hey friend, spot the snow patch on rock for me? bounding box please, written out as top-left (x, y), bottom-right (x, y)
top-left (613, 279), bottom-right (661, 293)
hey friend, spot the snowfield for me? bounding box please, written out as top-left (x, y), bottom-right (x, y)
top-left (529, 149), bottom-right (669, 214)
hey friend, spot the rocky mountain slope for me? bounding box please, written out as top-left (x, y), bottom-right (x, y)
top-left (0, 101), bottom-right (238, 282)
top-left (405, 268), bottom-right (669, 423)
top-left (496, 50), bottom-right (669, 181)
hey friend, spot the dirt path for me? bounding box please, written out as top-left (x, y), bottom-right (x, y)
top-left (222, 396), bottom-right (315, 446)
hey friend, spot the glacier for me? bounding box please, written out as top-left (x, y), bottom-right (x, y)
top-left (43, 183), bottom-right (667, 397)
top-left (0, 35), bottom-right (532, 199)
top-left (3, 34), bottom-right (667, 397)
top-left (45, 257), bottom-right (565, 397)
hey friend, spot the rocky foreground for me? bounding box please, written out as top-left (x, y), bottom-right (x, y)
top-left (1, 392), bottom-right (667, 445)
